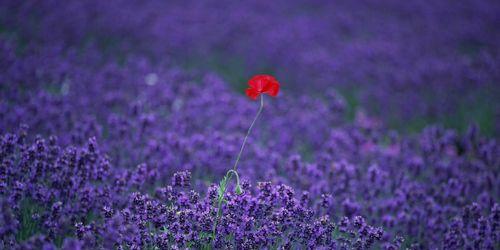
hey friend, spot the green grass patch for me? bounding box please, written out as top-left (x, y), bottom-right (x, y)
top-left (15, 198), bottom-right (45, 242)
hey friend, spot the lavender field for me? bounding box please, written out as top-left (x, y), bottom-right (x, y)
top-left (0, 1), bottom-right (499, 249)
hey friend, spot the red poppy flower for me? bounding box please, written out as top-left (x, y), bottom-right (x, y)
top-left (245, 74), bottom-right (280, 100)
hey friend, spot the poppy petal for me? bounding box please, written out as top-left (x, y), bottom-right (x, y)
top-left (247, 74), bottom-right (280, 98)
top-left (248, 75), bottom-right (269, 92)
top-left (245, 87), bottom-right (260, 100)
top-left (264, 81), bottom-right (279, 97)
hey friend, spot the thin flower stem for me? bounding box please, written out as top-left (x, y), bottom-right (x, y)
top-left (232, 95), bottom-right (264, 172)
top-left (226, 170), bottom-right (240, 187)
top-left (211, 95), bottom-right (265, 245)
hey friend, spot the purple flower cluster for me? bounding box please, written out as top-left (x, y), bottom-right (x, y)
top-left (0, 1), bottom-right (499, 249)
top-left (0, 131), bottom-right (389, 249)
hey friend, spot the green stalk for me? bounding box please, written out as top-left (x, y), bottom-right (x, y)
top-left (211, 95), bottom-right (264, 245)
top-left (232, 95), bottom-right (264, 172)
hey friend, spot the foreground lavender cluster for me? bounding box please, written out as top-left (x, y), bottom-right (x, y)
top-left (1, 0), bottom-right (499, 249)
top-left (0, 132), bottom-right (385, 249)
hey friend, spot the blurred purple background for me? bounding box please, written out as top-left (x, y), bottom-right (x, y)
top-left (0, 1), bottom-right (499, 249)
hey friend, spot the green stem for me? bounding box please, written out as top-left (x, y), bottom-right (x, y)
top-left (226, 170), bottom-right (240, 188)
top-left (211, 95), bottom-right (265, 245)
top-left (232, 95), bottom-right (264, 172)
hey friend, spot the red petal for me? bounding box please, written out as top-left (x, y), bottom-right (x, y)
top-left (264, 81), bottom-right (279, 97)
top-left (247, 74), bottom-right (280, 98)
top-left (248, 75), bottom-right (271, 92)
top-left (245, 87), bottom-right (260, 100)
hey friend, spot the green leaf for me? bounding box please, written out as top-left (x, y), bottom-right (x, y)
top-left (218, 176), bottom-right (228, 198)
